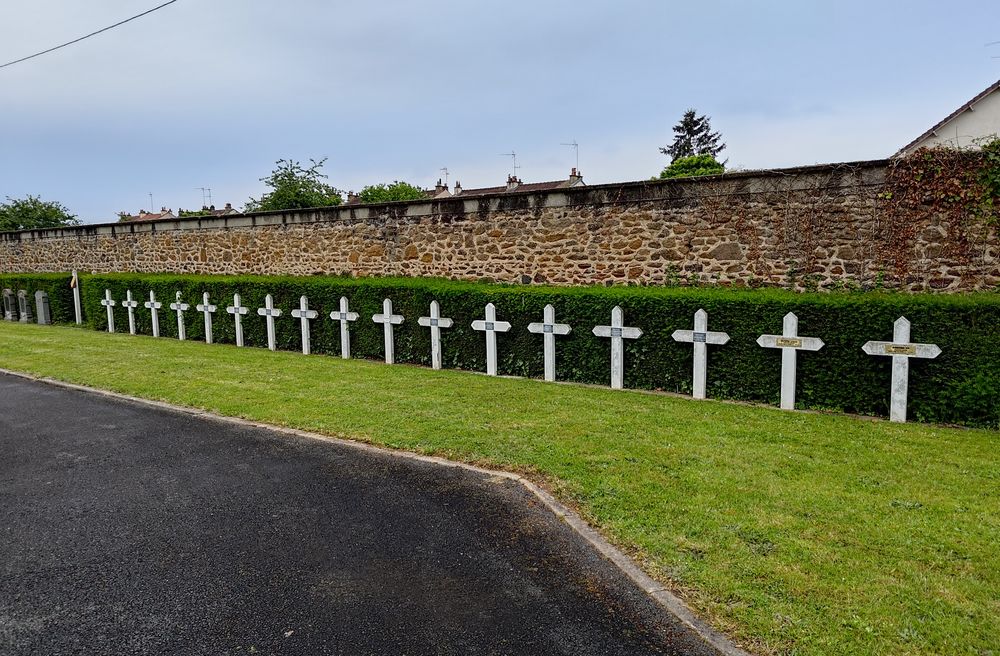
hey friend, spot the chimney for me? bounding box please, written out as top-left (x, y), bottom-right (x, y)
top-left (506, 174), bottom-right (521, 192)
top-left (454, 181), bottom-right (462, 195)
top-left (225, 202), bottom-right (232, 210)
top-left (347, 191), bottom-right (360, 204)
top-left (568, 167), bottom-right (584, 185)
top-left (435, 178), bottom-right (445, 194)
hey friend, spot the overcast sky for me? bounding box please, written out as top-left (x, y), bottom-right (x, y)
top-left (2, 0), bottom-right (999, 223)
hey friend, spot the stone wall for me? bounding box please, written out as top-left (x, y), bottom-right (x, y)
top-left (2, 160), bottom-right (998, 292)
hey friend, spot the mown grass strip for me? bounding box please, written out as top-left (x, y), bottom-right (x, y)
top-left (0, 321), bottom-right (996, 655)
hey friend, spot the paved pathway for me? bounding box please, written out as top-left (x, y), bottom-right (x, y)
top-left (0, 373), bottom-right (716, 655)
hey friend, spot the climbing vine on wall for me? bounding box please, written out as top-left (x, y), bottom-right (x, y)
top-left (880, 141), bottom-right (1000, 283)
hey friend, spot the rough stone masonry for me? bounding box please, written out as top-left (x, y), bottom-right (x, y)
top-left (1, 160), bottom-right (997, 292)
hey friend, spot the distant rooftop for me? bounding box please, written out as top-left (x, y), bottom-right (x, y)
top-left (345, 168), bottom-right (585, 205)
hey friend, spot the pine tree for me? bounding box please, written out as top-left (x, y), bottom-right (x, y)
top-left (660, 109), bottom-right (726, 162)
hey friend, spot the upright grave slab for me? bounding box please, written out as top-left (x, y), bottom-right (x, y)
top-left (4, 289), bottom-right (17, 321)
top-left (121, 290), bottom-right (139, 335)
top-left (226, 294), bottom-right (249, 347)
top-left (862, 317), bottom-right (941, 423)
top-left (169, 292), bottom-right (189, 341)
top-left (17, 291), bottom-right (33, 324)
top-left (257, 294), bottom-right (283, 351)
top-left (756, 312), bottom-right (824, 410)
top-left (34, 291), bottom-right (51, 326)
top-left (100, 289), bottom-right (115, 333)
top-left (592, 306), bottom-right (642, 389)
top-left (671, 309), bottom-right (729, 400)
top-left (372, 299), bottom-right (405, 364)
top-left (144, 291), bottom-right (162, 337)
top-left (417, 300), bottom-right (454, 370)
top-left (196, 293), bottom-right (217, 344)
top-left (291, 295), bottom-right (319, 355)
top-left (471, 303), bottom-right (511, 376)
top-left (330, 297), bottom-right (359, 359)
top-left (71, 270), bottom-right (82, 325)
top-left (527, 304), bottom-right (572, 382)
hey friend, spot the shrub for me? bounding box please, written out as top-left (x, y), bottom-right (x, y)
top-left (2, 272), bottom-right (998, 428)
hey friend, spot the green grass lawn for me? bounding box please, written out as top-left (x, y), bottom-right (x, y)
top-left (1, 321), bottom-right (997, 656)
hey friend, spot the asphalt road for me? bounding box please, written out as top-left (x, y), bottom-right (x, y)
top-left (0, 373), bottom-right (717, 656)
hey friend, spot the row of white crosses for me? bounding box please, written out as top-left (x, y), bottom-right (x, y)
top-left (98, 288), bottom-right (941, 423)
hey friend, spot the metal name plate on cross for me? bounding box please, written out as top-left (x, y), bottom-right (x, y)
top-left (592, 306), bottom-right (642, 389)
top-left (291, 295), bottom-right (319, 355)
top-left (196, 292), bottom-right (217, 344)
top-left (226, 293), bottom-right (249, 347)
top-left (417, 300), bottom-right (454, 370)
top-left (257, 294), bottom-right (283, 351)
top-left (144, 291), bottom-right (162, 337)
top-left (862, 316), bottom-right (941, 423)
top-left (100, 289), bottom-right (116, 333)
top-left (756, 312), bottom-right (824, 410)
top-left (527, 304), bottom-right (572, 382)
top-left (169, 292), bottom-right (190, 340)
top-left (471, 302), bottom-right (512, 376)
top-left (671, 309), bottom-right (729, 399)
top-left (329, 296), bottom-right (359, 359)
top-left (372, 298), bottom-right (405, 364)
top-left (121, 290), bottom-right (140, 335)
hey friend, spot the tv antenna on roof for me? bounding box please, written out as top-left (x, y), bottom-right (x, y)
top-left (439, 168), bottom-right (449, 185)
top-left (148, 192), bottom-right (153, 212)
top-left (196, 187), bottom-right (213, 207)
top-left (560, 140), bottom-right (579, 170)
top-left (499, 151), bottom-right (520, 177)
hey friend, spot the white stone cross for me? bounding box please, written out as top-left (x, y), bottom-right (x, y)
top-left (471, 302), bottom-right (512, 376)
top-left (862, 316), bottom-right (941, 423)
top-left (121, 290), bottom-right (139, 335)
top-left (100, 289), bottom-right (116, 334)
top-left (144, 290), bottom-right (162, 338)
top-left (372, 298), bottom-right (405, 364)
top-left (417, 300), bottom-right (454, 370)
top-left (671, 309), bottom-right (729, 399)
top-left (196, 292), bottom-right (217, 345)
top-left (329, 296), bottom-right (359, 359)
top-left (527, 304), bottom-right (572, 382)
top-left (169, 292), bottom-right (190, 341)
top-left (71, 269), bottom-right (82, 325)
top-left (257, 294), bottom-right (283, 351)
top-left (592, 306), bottom-right (642, 389)
top-left (291, 295), bottom-right (320, 355)
top-left (756, 312), bottom-right (825, 410)
top-left (226, 293), bottom-right (249, 347)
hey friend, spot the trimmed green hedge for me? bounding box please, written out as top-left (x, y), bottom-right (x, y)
top-left (2, 272), bottom-right (998, 428)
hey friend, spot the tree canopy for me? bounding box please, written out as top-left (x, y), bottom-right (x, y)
top-left (656, 154), bottom-right (725, 180)
top-left (660, 109), bottom-right (725, 162)
top-left (0, 195), bottom-right (78, 232)
top-left (244, 158), bottom-right (343, 212)
top-left (357, 181), bottom-right (426, 204)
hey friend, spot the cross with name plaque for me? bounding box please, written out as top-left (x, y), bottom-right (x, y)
top-left (169, 292), bottom-right (190, 341)
top-left (527, 304), bottom-right (572, 382)
top-left (417, 300), bottom-right (454, 370)
top-left (756, 312), bottom-right (824, 410)
top-left (471, 302), bottom-right (512, 376)
top-left (226, 293), bottom-right (249, 347)
top-left (330, 296), bottom-right (359, 359)
top-left (121, 290), bottom-right (140, 335)
top-left (372, 298), bottom-right (405, 364)
top-left (196, 292), bottom-right (217, 344)
top-left (592, 306), bottom-right (642, 389)
top-left (100, 289), bottom-right (116, 333)
top-left (144, 291), bottom-right (162, 337)
top-left (291, 295), bottom-right (320, 355)
top-left (862, 316), bottom-right (941, 423)
top-left (257, 294), bottom-right (283, 351)
top-left (671, 309), bottom-right (729, 400)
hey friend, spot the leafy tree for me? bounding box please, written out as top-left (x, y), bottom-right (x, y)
top-left (244, 158), bottom-right (343, 212)
top-left (660, 109), bottom-right (725, 162)
top-left (357, 181), bottom-right (426, 204)
top-left (656, 154), bottom-right (725, 180)
top-left (0, 195), bottom-right (78, 232)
